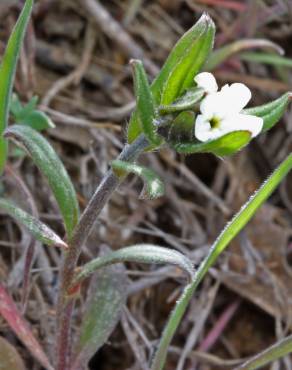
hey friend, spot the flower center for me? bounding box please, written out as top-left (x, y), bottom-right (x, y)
top-left (209, 116), bottom-right (221, 129)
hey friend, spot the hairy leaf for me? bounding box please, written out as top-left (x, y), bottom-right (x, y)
top-left (71, 248), bottom-right (128, 370)
top-left (0, 0), bottom-right (33, 174)
top-left (112, 160), bottom-right (165, 199)
top-left (0, 198), bottom-right (67, 248)
top-left (131, 59), bottom-right (161, 146)
top-left (151, 153), bottom-right (292, 370)
top-left (159, 16), bottom-right (215, 105)
top-left (158, 87), bottom-right (204, 114)
top-left (0, 283), bottom-right (53, 370)
top-left (71, 244), bottom-right (194, 289)
top-left (243, 92), bottom-right (292, 132)
top-left (172, 130), bottom-right (251, 156)
top-left (4, 125), bottom-right (79, 238)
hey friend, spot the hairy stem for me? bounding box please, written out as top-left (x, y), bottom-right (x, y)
top-left (56, 135), bottom-right (149, 370)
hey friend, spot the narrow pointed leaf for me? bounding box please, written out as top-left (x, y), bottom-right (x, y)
top-left (71, 244), bottom-right (194, 289)
top-left (0, 283), bottom-right (54, 370)
top-left (234, 334), bottom-right (292, 370)
top-left (131, 59), bottom-right (161, 146)
top-left (4, 125), bottom-right (79, 237)
top-left (151, 153), bottom-right (292, 370)
top-left (153, 13), bottom-right (215, 103)
top-left (172, 130), bottom-right (251, 156)
top-left (127, 13), bottom-right (215, 143)
top-left (243, 92), bottom-right (292, 132)
top-left (0, 0), bottom-right (34, 174)
top-left (160, 16), bottom-right (215, 105)
top-left (158, 87), bottom-right (204, 114)
top-left (112, 159), bottom-right (165, 199)
top-left (206, 39), bottom-right (284, 70)
top-left (0, 198), bottom-right (67, 248)
top-left (71, 250), bottom-right (128, 370)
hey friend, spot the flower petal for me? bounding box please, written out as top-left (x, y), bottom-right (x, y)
top-left (200, 92), bottom-right (227, 119)
top-left (220, 83), bottom-right (252, 114)
top-left (195, 114), bottom-right (226, 142)
top-left (221, 114), bottom-right (263, 137)
top-left (194, 72), bottom-right (218, 94)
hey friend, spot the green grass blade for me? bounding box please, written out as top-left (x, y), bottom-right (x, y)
top-left (71, 244), bottom-right (194, 290)
top-left (4, 125), bottom-right (79, 238)
top-left (151, 153), bottom-right (292, 370)
top-left (0, 198), bottom-right (67, 248)
top-left (0, 0), bottom-right (33, 174)
top-left (235, 334), bottom-right (292, 370)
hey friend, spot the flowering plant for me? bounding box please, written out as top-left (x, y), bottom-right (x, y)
top-left (1, 2), bottom-right (292, 370)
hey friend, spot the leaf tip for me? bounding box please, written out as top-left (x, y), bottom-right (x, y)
top-left (129, 59), bottom-right (142, 67)
top-left (200, 12), bottom-right (215, 29)
top-left (57, 240), bottom-right (69, 250)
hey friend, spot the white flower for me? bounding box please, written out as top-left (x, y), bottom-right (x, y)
top-left (194, 72), bottom-right (218, 94)
top-left (194, 77), bottom-right (263, 142)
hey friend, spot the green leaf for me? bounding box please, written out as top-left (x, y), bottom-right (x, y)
top-left (71, 248), bottom-right (128, 370)
top-left (10, 94), bottom-right (55, 131)
top-left (168, 111), bottom-right (195, 143)
top-left (127, 13), bottom-right (215, 144)
top-left (0, 198), bottom-right (67, 248)
top-left (158, 87), bottom-right (204, 114)
top-left (206, 39), bottom-right (284, 70)
top-left (151, 153), bottom-right (292, 370)
top-left (243, 92), bottom-right (292, 132)
top-left (0, 0), bottom-right (34, 174)
top-left (4, 125), bottom-right (79, 238)
top-left (172, 130), bottom-right (251, 156)
top-left (130, 59), bottom-right (161, 146)
top-left (159, 18), bottom-right (215, 106)
top-left (112, 159), bottom-right (165, 199)
top-left (234, 334), bottom-right (292, 370)
top-left (71, 244), bottom-right (194, 289)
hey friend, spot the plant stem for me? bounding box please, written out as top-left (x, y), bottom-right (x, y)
top-left (56, 134), bottom-right (149, 370)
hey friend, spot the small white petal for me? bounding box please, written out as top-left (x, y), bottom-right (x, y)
top-left (194, 72), bottom-right (218, 94)
top-left (222, 114), bottom-right (263, 137)
top-left (200, 92), bottom-right (227, 119)
top-left (195, 114), bottom-right (227, 142)
top-left (220, 83), bottom-right (252, 114)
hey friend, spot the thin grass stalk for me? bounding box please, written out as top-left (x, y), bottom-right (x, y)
top-left (151, 153), bottom-right (292, 370)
